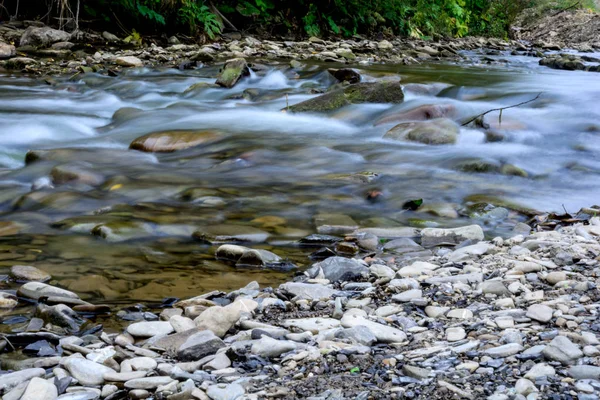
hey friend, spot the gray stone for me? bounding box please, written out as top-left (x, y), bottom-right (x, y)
top-left (543, 336), bottom-right (583, 365)
top-left (251, 336), bottom-right (297, 358)
top-left (425, 273), bottom-right (483, 285)
top-left (169, 315), bottom-right (196, 333)
top-left (384, 119), bottom-right (459, 145)
top-left (524, 363), bottom-right (555, 380)
top-left (341, 311), bottom-right (407, 343)
top-left (0, 368), bottom-right (46, 395)
top-left (369, 264), bottom-right (395, 279)
top-left (20, 27), bottom-right (71, 47)
top-left (421, 225), bottom-right (484, 247)
top-left (282, 317), bottom-right (341, 333)
top-left (335, 326), bottom-right (377, 346)
top-left (568, 365), bottom-right (600, 380)
top-left (194, 299), bottom-right (257, 337)
top-left (0, 42), bottom-right (16, 59)
top-left (55, 391), bottom-right (99, 400)
top-left (21, 377), bottom-right (57, 400)
top-left (177, 330), bottom-right (225, 361)
top-left (446, 327), bottom-right (466, 342)
top-left (307, 257), bottom-right (369, 282)
top-left (127, 321), bottom-right (174, 337)
top-left (115, 56), bottom-right (143, 67)
top-left (206, 383), bottom-right (245, 400)
top-left (480, 280), bottom-right (510, 295)
top-left (124, 376), bottom-right (174, 389)
top-left (402, 365), bottom-right (431, 380)
top-left (63, 358), bottom-right (115, 386)
top-left (17, 282), bottom-right (79, 301)
top-left (10, 265), bottom-right (50, 282)
top-left (392, 289), bottom-right (423, 302)
top-left (279, 282), bottom-right (339, 300)
top-left (103, 371), bottom-right (148, 382)
top-left (526, 304), bottom-right (553, 323)
top-left (484, 343), bottom-right (523, 358)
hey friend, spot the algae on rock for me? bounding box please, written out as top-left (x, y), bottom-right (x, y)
top-left (287, 82), bottom-right (404, 113)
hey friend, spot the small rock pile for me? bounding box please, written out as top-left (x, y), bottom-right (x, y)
top-left (1, 218), bottom-right (600, 399)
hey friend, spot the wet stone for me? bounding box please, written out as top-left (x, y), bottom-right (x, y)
top-left (10, 265), bottom-right (51, 282)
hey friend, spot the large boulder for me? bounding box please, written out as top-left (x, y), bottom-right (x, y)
top-left (216, 58), bottom-right (250, 88)
top-left (20, 27), bottom-right (71, 47)
top-left (384, 118), bottom-right (459, 145)
top-left (288, 82), bottom-right (404, 113)
top-left (129, 130), bottom-right (220, 153)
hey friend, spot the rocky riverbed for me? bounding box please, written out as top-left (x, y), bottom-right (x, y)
top-left (1, 19), bottom-right (599, 77)
top-left (1, 215), bottom-right (600, 399)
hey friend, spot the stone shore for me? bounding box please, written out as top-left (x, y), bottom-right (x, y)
top-left (1, 217), bottom-right (600, 399)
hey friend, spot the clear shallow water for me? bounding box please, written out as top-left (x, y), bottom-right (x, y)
top-left (0, 55), bottom-right (599, 312)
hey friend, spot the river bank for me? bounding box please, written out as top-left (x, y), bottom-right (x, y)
top-left (1, 16), bottom-right (599, 78)
top-left (1, 215), bottom-right (600, 399)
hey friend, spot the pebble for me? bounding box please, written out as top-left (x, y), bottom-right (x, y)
top-left (526, 304), bottom-right (554, 323)
top-left (127, 321), bottom-right (174, 338)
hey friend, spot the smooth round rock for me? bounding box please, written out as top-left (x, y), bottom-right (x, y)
top-left (127, 321), bottom-right (174, 338)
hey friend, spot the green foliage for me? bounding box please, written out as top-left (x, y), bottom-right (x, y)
top-left (55, 0), bottom-right (559, 40)
top-left (179, 0), bottom-right (223, 38)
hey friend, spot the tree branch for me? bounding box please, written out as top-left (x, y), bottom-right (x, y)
top-left (461, 92), bottom-right (542, 127)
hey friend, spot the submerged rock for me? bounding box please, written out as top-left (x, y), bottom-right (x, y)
top-left (216, 58), bottom-right (250, 88)
top-left (384, 118), bottom-right (459, 145)
top-left (192, 225), bottom-right (269, 244)
top-left (288, 82), bottom-right (404, 113)
top-left (10, 265), bottom-right (50, 282)
top-left (129, 130), bottom-right (220, 153)
top-left (375, 103), bottom-right (457, 125)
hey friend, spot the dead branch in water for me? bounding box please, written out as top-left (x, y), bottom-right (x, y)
top-left (461, 92), bottom-right (542, 127)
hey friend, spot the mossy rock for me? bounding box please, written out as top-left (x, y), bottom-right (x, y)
top-left (184, 82), bottom-right (220, 93)
top-left (500, 164), bottom-right (528, 178)
top-left (129, 130), bottom-right (221, 153)
top-left (384, 118), bottom-right (459, 145)
top-left (454, 158), bottom-right (501, 173)
top-left (287, 82), bottom-right (404, 113)
top-left (216, 58), bottom-right (250, 88)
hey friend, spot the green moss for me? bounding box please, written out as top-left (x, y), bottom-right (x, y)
top-left (288, 82), bottom-right (404, 113)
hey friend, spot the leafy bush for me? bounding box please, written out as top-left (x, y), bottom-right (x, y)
top-left (10, 0), bottom-right (564, 40)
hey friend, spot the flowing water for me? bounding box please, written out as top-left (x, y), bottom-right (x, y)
top-left (0, 53), bottom-right (600, 327)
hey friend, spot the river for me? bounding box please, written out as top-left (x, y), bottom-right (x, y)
top-left (0, 53), bottom-right (599, 319)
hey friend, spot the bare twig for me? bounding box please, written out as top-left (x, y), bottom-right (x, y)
top-left (461, 92), bottom-right (542, 127)
top-left (209, 0), bottom-right (237, 31)
top-left (74, 0), bottom-right (80, 31)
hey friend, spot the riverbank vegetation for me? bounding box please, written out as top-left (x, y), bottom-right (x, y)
top-left (3, 0), bottom-right (597, 40)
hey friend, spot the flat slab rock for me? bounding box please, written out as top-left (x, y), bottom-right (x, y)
top-left (282, 317), bottom-right (341, 333)
top-left (421, 225), bottom-right (484, 247)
